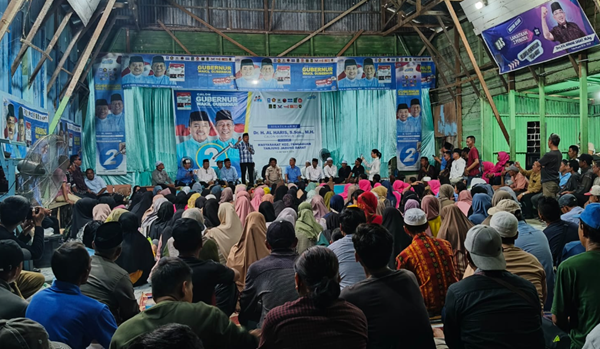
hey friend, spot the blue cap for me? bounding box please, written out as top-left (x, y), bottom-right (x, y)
top-left (580, 203), bottom-right (600, 230)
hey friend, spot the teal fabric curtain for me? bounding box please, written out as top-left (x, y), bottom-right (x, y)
top-left (82, 72), bottom-right (97, 171)
top-left (320, 90), bottom-right (397, 178)
top-left (420, 88), bottom-right (436, 167)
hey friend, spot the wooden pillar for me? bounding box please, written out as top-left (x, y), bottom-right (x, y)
top-left (454, 27), bottom-right (462, 147)
top-left (580, 56), bottom-right (589, 155)
top-left (538, 67), bottom-right (547, 157)
top-left (508, 72), bottom-right (517, 160)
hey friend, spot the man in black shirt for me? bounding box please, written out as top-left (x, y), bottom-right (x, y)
top-left (341, 224), bottom-right (435, 349)
top-left (568, 154), bottom-right (596, 206)
top-left (337, 160), bottom-right (352, 184)
top-left (0, 240), bottom-right (29, 320)
top-left (537, 197), bottom-right (579, 266)
top-left (538, 133), bottom-right (563, 197)
top-left (172, 218), bottom-right (236, 314)
top-left (418, 156), bottom-right (436, 180)
top-left (351, 158), bottom-right (365, 182)
top-left (444, 225), bottom-right (544, 349)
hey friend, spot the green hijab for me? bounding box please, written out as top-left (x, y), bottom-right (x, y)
top-left (295, 202), bottom-right (322, 240)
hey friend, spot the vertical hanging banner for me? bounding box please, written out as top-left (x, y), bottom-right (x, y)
top-left (0, 92), bottom-right (49, 158)
top-left (94, 54), bottom-right (127, 175)
top-left (56, 119), bottom-right (81, 157)
top-left (482, 0), bottom-right (599, 74)
top-left (395, 58), bottom-right (423, 171)
top-left (336, 57), bottom-right (396, 90)
top-left (174, 91), bottom-right (248, 174)
top-left (235, 57), bottom-right (337, 91)
top-left (420, 58), bottom-right (437, 89)
top-left (248, 92), bottom-right (322, 167)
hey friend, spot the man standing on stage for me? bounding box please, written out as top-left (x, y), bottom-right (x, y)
top-left (233, 133), bottom-right (255, 185)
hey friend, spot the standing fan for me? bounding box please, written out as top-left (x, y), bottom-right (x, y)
top-left (16, 135), bottom-right (69, 207)
top-left (319, 148), bottom-right (332, 163)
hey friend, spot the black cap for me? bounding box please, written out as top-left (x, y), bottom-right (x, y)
top-left (110, 94), bottom-right (122, 102)
top-left (344, 59), bottom-right (357, 69)
top-left (397, 103), bottom-right (409, 111)
top-left (363, 58), bottom-right (374, 66)
top-left (261, 58), bottom-right (273, 66)
top-left (94, 222), bottom-right (123, 249)
top-left (96, 99), bottom-right (108, 107)
top-left (241, 59), bottom-right (254, 67)
top-left (266, 220), bottom-right (296, 249)
top-left (129, 56), bottom-right (144, 64)
top-left (6, 104), bottom-right (14, 117)
top-left (152, 56), bottom-right (165, 64)
top-left (189, 111), bottom-right (210, 123)
top-left (215, 110), bottom-right (233, 122)
top-left (0, 318), bottom-right (71, 349)
top-left (0, 240), bottom-right (24, 272)
top-left (551, 2), bottom-right (562, 13)
top-left (410, 98), bottom-right (420, 106)
top-left (580, 154), bottom-right (594, 165)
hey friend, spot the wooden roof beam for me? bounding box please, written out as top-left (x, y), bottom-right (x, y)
top-left (0, 0), bottom-right (27, 43)
top-left (337, 30), bottom-right (364, 56)
top-left (158, 20), bottom-right (191, 54)
top-left (382, 0), bottom-right (443, 36)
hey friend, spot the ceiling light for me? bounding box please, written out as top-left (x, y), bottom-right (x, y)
top-left (475, 1), bottom-right (484, 9)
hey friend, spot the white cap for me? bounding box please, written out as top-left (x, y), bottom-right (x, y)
top-left (470, 178), bottom-right (487, 188)
top-left (464, 225), bottom-right (506, 271)
top-left (585, 185), bottom-right (600, 196)
top-left (342, 160), bottom-right (348, 164)
top-left (404, 208), bottom-right (428, 226)
top-left (422, 176), bottom-right (431, 182)
top-left (155, 161), bottom-right (163, 167)
top-left (490, 211), bottom-right (518, 238)
top-left (327, 157), bottom-right (333, 161)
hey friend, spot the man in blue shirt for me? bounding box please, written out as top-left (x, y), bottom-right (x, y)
top-left (559, 160), bottom-right (571, 188)
top-left (257, 58), bottom-right (280, 89)
top-left (220, 159), bottom-right (238, 184)
top-left (95, 99), bottom-right (119, 134)
top-left (360, 58), bottom-right (381, 88)
top-left (26, 241), bottom-right (117, 348)
top-left (176, 158), bottom-right (196, 187)
top-left (85, 169), bottom-right (107, 196)
top-left (285, 157), bottom-right (302, 184)
top-left (108, 94), bottom-right (125, 132)
top-left (328, 208), bottom-right (367, 289)
top-left (338, 59), bottom-right (361, 88)
top-left (122, 56), bottom-right (147, 85)
top-left (148, 56), bottom-right (175, 85)
top-left (559, 194), bottom-right (584, 225)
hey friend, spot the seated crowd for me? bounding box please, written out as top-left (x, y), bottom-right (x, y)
top-left (2, 133), bottom-right (600, 349)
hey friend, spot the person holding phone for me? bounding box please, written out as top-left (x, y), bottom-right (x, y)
top-left (176, 158), bottom-right (196, 187)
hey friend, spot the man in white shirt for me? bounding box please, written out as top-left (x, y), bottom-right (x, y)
top-left (195, 159), bottom-right (217, 185)
top-left (449, 149), bottom-right (466, 184)
top-left (84, 169), bottom-right (107, 196)
top-left (301, 160), bottom-right (311, 180)
top-left (306, 158), bottom-right (324, 183)
top-left (323, 157), bottom-right (337, 182)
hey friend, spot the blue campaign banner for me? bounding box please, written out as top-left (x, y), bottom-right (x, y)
top-left (120, 54), bottom-right (237, 90)
top-left (235, 57), bottom-right (337, 92)
top-left (420, 58), bottom-right (436, 89)
top-left (56, 119), bottom-right (81, 157)
top-left (482, 0), bottom-right (599, 73)
top-left (174, 90), bottom-right (249, 175)
top-left (0, 92), bottom-right (49, 158)
top-left (336, 57), bottom-right (396, 90)
top-left (94, 53), bottom-right (127, 175)
top-left (395, 58), bottom-right (423, 171)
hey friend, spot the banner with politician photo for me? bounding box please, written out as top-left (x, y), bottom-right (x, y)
top-left (395, 59), bottom-right (423, 171)
top-left (174, 90), bottom-right (248, 175)
top-left (482, 0), bottom-right (599, 74)
top-left (235, 57), bottom-right (337, 92)
top-left (56, 119), bottom-right (81, 157)
top-left (336, 57), bottom-right (396, 90)
top-left (120, 54), bottom-right (237, 90)
top-left (0, 92), bottom-right (49, 158)
top-left (420, 58), bottom-right (436, 89)
top-left (93, 53), bottom-right (127, 175)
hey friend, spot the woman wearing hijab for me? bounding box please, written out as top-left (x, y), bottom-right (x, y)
top-left (492, 190), bottom-right (513, 207)
top-left (276, 207), bottom-right (298, 227)
top-left (468, 193), bottom-right (492, 225)
top-left (274, 185), bottom-right (289, 202)
top-left (262, 193), bottom-right (274, 203)
top-left (210, 185), bottom-right (223, 202)
top-left (295, 202), bottom-right (322, 254)
top-left (195, 196), bottom-right (207, 211)
top-left (258, 201), bottom-right (276, 226)
top-left (382, 207), bottom-right (411, 269)
top-left (421, 195), bottom-right (441, 237)
top-left (455, 190), bottom-right (473, 217)
top-left (329, 195), bottom-right (344, 214)
top-left (173, 192), bottom-right (187, 211)
top-left (371, 185), bottom-right (389, 215)
top-left (130, 191), bottom-right (153, 223)
top-left (317, 210), bottom-right (341, 247)
top-left (403, 198), bottom-right (420, 215)
top-left (357, 192), bottom-right (383, 224)
top-left (426, 180), bottom-right (441, 197)
top-left (205, 203), bottom-right (244, 264)
top-left (358, 179), bottom-right (372, 192)
top-left (98, 195), bottom-right (116, 209)
top-left (438, 184), bottom-right (455, 210)
top-left (227, 212), bottom-right (270, 292)
top-left (484, 151), bottom-right (510, 185)
top-left (219, 187), bottom-right (234, 204)
top-left (203, 198), bottom-right (220, 229)
top-left (437, 205), bottom-right (474, 279)
top-left (323, 191), bottom-right (334, 211)
top-left (92, 204), bottom-right (111, 222)
top-left (71, 198), bottom-right (98, 240)
top-left (141, 197), bottom-right (168, 236)
top-left (251, 187), bottom-right (265, 211)
top-left (128, 186), bottom-right (143, 208)
top-left (311, 195), bottom-right (329, 229)
top-left (106, 208), bottom-right (128, 223)
top-left (180, 209), bottom-right (221, 263)
top-left (148, 202), bottom-right (175, 241)
top-left (381, 180), bottom-right (399, 208)
top-left (234, 189), bottom-right (254, 226)
top-left (339, 183), bottom-right (354, 203)
top-left (115, 212), bottom-right (155, 286)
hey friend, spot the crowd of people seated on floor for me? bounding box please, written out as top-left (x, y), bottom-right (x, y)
top-left (2, 133), bottom-right (600, 349)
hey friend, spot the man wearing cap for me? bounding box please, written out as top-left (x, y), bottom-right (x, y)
top-left (176, 158), bottom-right (196, 187)
top-left (553, 204), bottom-right (600, 348)
top-left (258, 58), bottom-right (279, 89)
top-left (177, 111), bottom-right (211, 167)
top-left (301, 160), bottom-right (311, 180)
top-left (196, 159), bottom-right (218, 186)
top-left (542, 1), bottom-right (586, 44)
top-left (214, 110), bottom-right (241, 172)
top-left (285, 158), bottom-right (302, 185)
top-left (151, 161), bottom-right (174, 188)
top-left (449, 148), bottom-right (466, 185)
top-left (122, 56), bottom-right (147, 85)
top-left (0, 318), bottom-right (72, 349)
top-left (81, 222), bottom-right (139, 325)
top-left (220, 158), bottom-right (238, 185)
top-left (328, 208), bottom-right (367, 290)
top-left (0, 240), bottom-right (29, 320)
top-left (501, 164), bottom-right (527, 192)
top-left (239, 220), bottom-right (299, 329)
top-left (360, 58), bottom-right (380, 88)
top-left (149, 56), bottom-right (174, 85)
top-left (566, 154), bottom-right (596, 206)
top-left (396, 103), bottom-right (419, 133)
top-left (108, 93), bottom-right (125, 130)
top-left (538, 196), bottom-right (580, 266)
top-left (96, 99), bottom-right (117, 134)
top-left (444, 225), bottom-right (545, 349)
top-left (27, 241), bottom-right (117, 349)
top-left (396, 208), bottom-right (458, 316)
top-left (338, 59), bottom-right (361, 88)
top-left (305, 158), bottom-right (324, 183)
top-left (233, 133), bottom-right (255, 185)
top-left (4, 103), bottom-right (16, 141)
top-left (236, 59), bottom-right (257, 88)
top-left (409, 98), bottom-right (422, 132)
top-left (338, 160), bottom-right (352, 184)
top-left (559, 193), bottom-right (584, 225)
top-left (585, 185), bottom-right (600, 206)
top-left (323, 157), bottom-right (337, 183)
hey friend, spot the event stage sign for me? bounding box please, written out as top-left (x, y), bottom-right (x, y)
top-left (0, 93), bottom-right (49, 158)
top-left (56, 119), bottom-right (82, 157)
top-left (482, 0), bottom-right (599, 74)
top-left (235, 57), bottom-right (337, 92)
top-left (93, 54), bottom-right (127, 175)
top-left (395, 58), bottom-right (423, 171)
top-left (336, 57), bottom-right (396, 90)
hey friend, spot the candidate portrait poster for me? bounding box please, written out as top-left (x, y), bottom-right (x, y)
top-left (235, 57), bottom-right (337, 92)
top-left (174, 91), bottom-right (248, 174)
top-left (56, 119), bottom-right (81, 157)
top-left (395, 59), bottom-right (423, 171)
top-left (482, 0), bottom-right (599, 74)
top-left (93, 53), bottom-right (127, 175)
top-left (0, 92), bottom-right (49, 158)
top-left (337, 57), bottom-right (396, 90)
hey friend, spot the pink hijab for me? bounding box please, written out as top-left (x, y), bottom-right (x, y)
top-left (374, 183), bottom-right (382, 188)
top-left (481, 161), bottom-right (495, 183)
top-left (393, 180), bottom-right (410, 192)
top-left (455, 190), bottom-right (473, 216)
top-left (251, 187), bottom-right (264, 211)
top-left (427, 179), bottom-right (441, 196)
top-left (311, 195), bottom-right (329, 221)
top-left (235, 191), bottom-right (254, 226)
top-left (262, 193), bottom-right (274, 203)
top-left (340, 183), bottom-right (353, 200)
top-left (359, 179), bottom-right (372, 192)
top-left (486, 151), bottom-right (510, 179)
